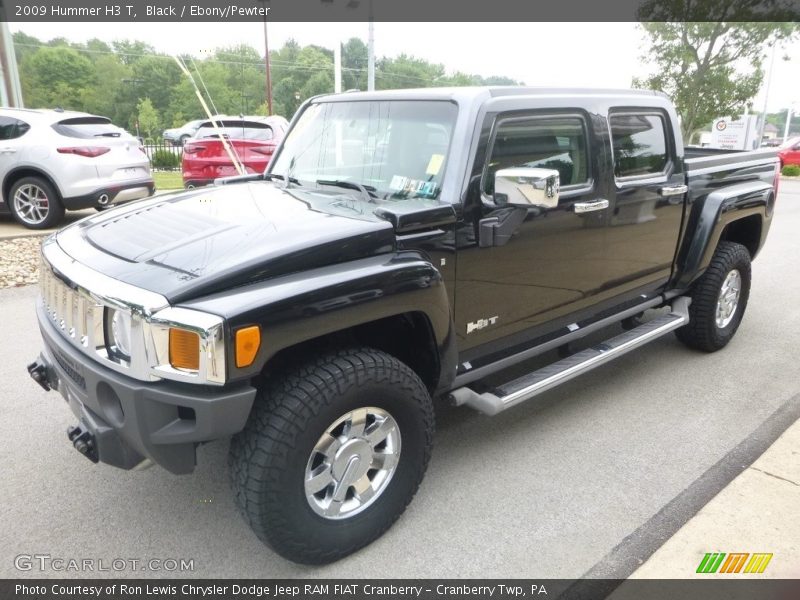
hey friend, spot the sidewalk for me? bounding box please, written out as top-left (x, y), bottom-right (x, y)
top-left (0, 209), bottom-right (95, 240)
top-left (628, 419), bottom-right (800, 578)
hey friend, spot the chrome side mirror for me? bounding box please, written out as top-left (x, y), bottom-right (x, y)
top-left (493, 168), bottom-right (560, 209)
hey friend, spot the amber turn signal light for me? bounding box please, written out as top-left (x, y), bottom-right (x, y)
top-left (235, 325), bottom-right (261, 368)
top-left (169, 328), bottom-right (200, 370)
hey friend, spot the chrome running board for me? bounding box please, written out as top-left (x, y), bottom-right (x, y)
top-left (450, 297), bottom-right (691, 416)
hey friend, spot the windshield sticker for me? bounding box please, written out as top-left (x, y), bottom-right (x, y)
top-left (420, 181), bottom-right (438, 197)
top-left (390, 175), bottom-right (408, 191)
top-left (426, 154), bottom-right (445, 176)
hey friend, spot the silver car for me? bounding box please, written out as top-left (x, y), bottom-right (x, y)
top-left (162, 119), bottom-right (203, 146)
top-left (0, 108), bottom-right (154, 229)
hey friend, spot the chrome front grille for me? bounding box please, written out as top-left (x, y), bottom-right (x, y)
top-left (38, 239), bottom-right (225, 385)
top-left (39, 261), bottom-right (104, 353)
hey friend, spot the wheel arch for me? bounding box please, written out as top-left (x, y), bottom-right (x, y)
top-left (675, 181), bottom-right (773, 289)
top-left (180, 253), bottom-right (459, 395)
top-left (259, 311), bottom-right (444, 394)
top-left (2, 165), bottom-right (63, 206)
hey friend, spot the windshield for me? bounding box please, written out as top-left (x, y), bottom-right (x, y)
top-left (270, 100), bottom-right (457, 201)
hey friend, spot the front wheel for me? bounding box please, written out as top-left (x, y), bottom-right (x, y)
top-left (229, 347), bottom-right (434, 565)
top-left (676, 241), bottom-right (751, 352)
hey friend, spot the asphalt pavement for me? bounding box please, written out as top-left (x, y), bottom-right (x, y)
top-left (1, 180), bottom-right (798, 579)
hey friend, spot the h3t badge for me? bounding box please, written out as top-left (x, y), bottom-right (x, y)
top-left (467, 316), bottom-right (499, 334)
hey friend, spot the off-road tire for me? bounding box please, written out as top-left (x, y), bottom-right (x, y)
top-left (675, 241), bottom-right (751, 352)
top-left (229, 347), bottom-right (434, 565)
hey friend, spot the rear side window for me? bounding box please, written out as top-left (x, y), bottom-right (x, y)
top-left (484, 116), bottom-right (590, 195)
top-left (53, 117), bottom-right (124, 139)
top-left (195, 121), bottom-right (274, 141)
top-left (610, 113), bottom-right (668, 178)
top-left (0, 117), bottom-right (30, 140)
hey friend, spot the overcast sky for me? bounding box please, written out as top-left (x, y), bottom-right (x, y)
top-left (10, 21), bottom-right (800, 113)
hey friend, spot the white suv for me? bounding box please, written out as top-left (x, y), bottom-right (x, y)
top-left (0, 108), bottom-right (154, 229)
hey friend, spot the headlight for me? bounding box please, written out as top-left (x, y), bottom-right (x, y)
top-left (105, 308), bottom-right (132, 360)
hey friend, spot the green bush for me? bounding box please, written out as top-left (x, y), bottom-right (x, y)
top-left (151, 149), bottom-right (180, 170)
top-left (782, 164), bottom-right (800, 177)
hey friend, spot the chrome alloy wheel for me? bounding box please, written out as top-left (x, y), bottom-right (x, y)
top-left (304, 407), bottom-right (401, 520)
top-left (716, 269), bottom-right (742, 328)
top-left (13, 183), bottom-right (50, 225)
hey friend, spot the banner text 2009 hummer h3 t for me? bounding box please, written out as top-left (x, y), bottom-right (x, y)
top-left (28, 87), bottom-right (779, 564)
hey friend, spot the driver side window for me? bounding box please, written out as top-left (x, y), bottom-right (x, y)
top-left (484, 116), bottom-right (589, 195)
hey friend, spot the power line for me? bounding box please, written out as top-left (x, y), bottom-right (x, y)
top-left (11, 40), bottom-right (452, 84)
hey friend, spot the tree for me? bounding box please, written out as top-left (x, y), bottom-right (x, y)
top-left (136, 98), bottom-right (160, 140)
top-left (23, 46), bottom-right (95, 109)
top-left (342, 38), bottom-right (368, 90)
top-left (633, 5), bottom-right (798, 139)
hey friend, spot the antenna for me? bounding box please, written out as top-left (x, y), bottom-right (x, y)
top-left (173, 55), bottom-right (245, 176)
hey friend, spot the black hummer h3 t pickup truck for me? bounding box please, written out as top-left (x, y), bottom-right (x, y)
top-left (29, 87), bottom-right (779, 564)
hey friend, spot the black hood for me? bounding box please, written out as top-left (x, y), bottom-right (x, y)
top-left (56, 182), bottom-right (396, 302)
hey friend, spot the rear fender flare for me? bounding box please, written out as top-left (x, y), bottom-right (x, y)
top-left (676, 181), bottom-right (773, 289)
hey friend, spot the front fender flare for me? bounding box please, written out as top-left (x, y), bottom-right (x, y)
top-left (181, 252), bottom-right (456, 390)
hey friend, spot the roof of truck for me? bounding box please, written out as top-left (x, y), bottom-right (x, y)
top-left (313, 86), bottom-right (667, 104)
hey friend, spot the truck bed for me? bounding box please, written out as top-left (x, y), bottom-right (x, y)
top-left (684, 146), bottom-right (778, 171)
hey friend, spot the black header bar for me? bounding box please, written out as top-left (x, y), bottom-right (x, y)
top-left (1, 0), bottom-right (799, 22)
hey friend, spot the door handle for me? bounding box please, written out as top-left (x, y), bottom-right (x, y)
top-left (659, 184), bottom-right (688, 197)
top-left (0, 147), bottom-right (17, 154)
top-left (574, 199), bottom-right (609, 213)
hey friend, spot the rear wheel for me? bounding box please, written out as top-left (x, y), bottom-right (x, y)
top-left (676, 241), bottom-right (751, 352)
top-left (229, 347), bottom-right (434, 565)
top-left (9, 176), bottom-right (64, 229)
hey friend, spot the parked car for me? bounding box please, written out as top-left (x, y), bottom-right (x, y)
top-left (162, 119), bottom-right (203, 146)
top-left (0, 108), bottom-right (154, 229)
top-left (181, 115), bottom-right (289, 188)
top-left (778, 136), bottom-right (800, 166)
top-left (29, 88), bottom-right (779, 564)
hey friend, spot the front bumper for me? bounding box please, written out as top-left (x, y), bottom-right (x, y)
top-left (62, 179), bottom-right (156, 210)
top-left (32, 300), bottom-right (256, 474)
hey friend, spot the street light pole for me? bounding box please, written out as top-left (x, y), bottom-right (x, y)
top-left (367, 0), bottom-right (375, 91)
top-left (758, 43), bottom-right (777, 143)
top-left (784, 104), bottom-right (795, 142)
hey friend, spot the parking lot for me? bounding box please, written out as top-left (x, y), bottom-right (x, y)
top-left (1, 179), bottom-right (798, 579)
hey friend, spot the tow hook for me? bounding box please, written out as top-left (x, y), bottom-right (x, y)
top-left (67, 426), bottom-right (99, 463)
top-left (27, 361), bottom-right (51, 391)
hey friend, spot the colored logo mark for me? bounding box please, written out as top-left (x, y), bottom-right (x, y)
top-left (696, 552), bottom-right (773, 574)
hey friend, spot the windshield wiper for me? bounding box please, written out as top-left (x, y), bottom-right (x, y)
top-left (316, 179), bottom-right (376, 204)
top-left (94, 132), bottom-right (121, 138)
top-left (264, 173), bottom-right (301, 186)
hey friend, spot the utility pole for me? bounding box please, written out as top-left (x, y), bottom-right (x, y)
top-left (257, 0), bottom-right (273, 115)
top-left (0, 21), bottom-right (23, 107)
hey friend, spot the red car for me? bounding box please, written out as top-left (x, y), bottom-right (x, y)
top-left (182, 116), bottom-right (289, 188)
top-left (778, 136), bottom-right (800, 167)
